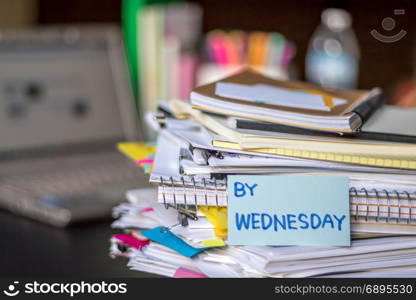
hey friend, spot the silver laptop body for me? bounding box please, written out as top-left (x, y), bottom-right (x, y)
top-left (0, 25), bottom-right (143, 226)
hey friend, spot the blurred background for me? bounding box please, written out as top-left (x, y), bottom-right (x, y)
top-left (1, 0), bottom-right (414, 89)
top-left (0, 0), bottom-right (415, 277)
top-left (1, 1), bottom-right (416, 104)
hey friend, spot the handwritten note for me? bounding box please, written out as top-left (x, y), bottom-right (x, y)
top-left (227, 175), bottom-right (350, 246)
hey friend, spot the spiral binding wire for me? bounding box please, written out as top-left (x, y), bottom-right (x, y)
top-left (383, 189), bottom-right (391, 223)
top-left (191, 177), bottom-right (198, 212)
top-left (405, 191), bottom-right (412, 224)
top-left (350, 187), bottom-right (358, 221)
top-left (158, 176), bottom-right (416, 224)
top-left (160, 176), bottom-right (167, 209)
top-left (395, 190), bottom-right (400, 224)
top-left (158, 176), bottom-right (199, 222)
top-left (170, 176), bottom-right (177, 209)
top-left (349, 188), bottom-right (416, 224)
top-left (181, 177), bottom-right (187, 210)
top-left (372, 188), bottom-right (380, 222)
top-left (214, 178), bottom-right (219, 207)
top-left (202, 177), bottom-right (208, 207)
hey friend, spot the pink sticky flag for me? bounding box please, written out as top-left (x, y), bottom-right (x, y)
top-left (211, 33), bottom-right (228, 67)
top-left (173, 267), bottom-right (208, 278)
top-left (136, 158), bottom-right (154, 165)
top-left (280, 41), bottom-right (296, 70)
top-left (113, 234), bottom-right (150, 250)
top-left (141, 207), bottom-right (154, 213)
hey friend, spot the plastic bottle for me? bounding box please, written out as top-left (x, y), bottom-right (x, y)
top-left (306, 8), bottom-right (360, 89)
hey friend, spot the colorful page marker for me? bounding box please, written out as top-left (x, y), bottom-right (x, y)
top-left (199, 206), bottom-right (228, 237)
top-left (173, 267), bottom-right (208, 278)
top-left (201, 238), bottom-right (226, 248)
top-left (213, 228), bottom-right (227, 238)
top-left (117, 142), bottom-right (156, 162)
top-left (230, 30), bottom-right (245, 65)
top-left (131, 230), bottom-right (150, 241)
top-left (209, 31), bottom-right (228, 67)
top-left (144, 164), bottom-right (152, 174)
top-left (113, 234), bottom-right (150, 250)
top-left (141, 207), bottom-right (154, 213)
top-left (227, 175), bottom-right (350, 246)
top-left (280, 41), bottom-right (296, 70)
top-left (254, 32), bottom-right (268, 66)
top-left (223, 34), bottom-right (239, 65)
top-left (141, 227), bottom-right (207, 258)
top-left (136, 158), bottom-right (155, 165)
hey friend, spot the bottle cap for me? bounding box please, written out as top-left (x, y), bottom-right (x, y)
top-left (322, 8), bottom-right (352, 32)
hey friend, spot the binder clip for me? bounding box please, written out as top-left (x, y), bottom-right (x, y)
top-left (159, 212), bottom-right (189, 233)
top-left (159, 176), bottom-right (199, 226)
top-left (154, 113), bottom-right (167, 128)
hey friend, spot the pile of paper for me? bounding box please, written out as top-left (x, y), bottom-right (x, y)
top-left (111, 70), bottom-right (416, 277)
top-left (110, 189), bottom-right (416, 277)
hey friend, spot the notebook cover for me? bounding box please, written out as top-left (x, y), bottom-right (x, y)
top-left (191, 69), bottom-right (379, 117)
top-left (236, 119), bottom-right (416, 144)
top-left (212, 139), bottom-right (416, 170)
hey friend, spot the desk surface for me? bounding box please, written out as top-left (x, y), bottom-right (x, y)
top-left (0, 209), bottom-right (160, 278)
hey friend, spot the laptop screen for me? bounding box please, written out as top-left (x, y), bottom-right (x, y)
top-left (0, 27), bottom-right (135, 154)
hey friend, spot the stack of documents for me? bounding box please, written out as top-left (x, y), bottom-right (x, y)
top-left (191, 70), bottom-right (382, 132)
top-left (111, 69), bottom-right (416, 277)
top-left (111, 188), bottom-right (416, 278)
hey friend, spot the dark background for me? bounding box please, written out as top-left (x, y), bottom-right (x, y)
top-left (37, 0), bottom-right (416, 92)
top-left (0, 210), bottom-right (146, 277)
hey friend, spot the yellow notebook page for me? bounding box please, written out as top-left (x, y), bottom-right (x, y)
top-left (213, 140), bottom-right (416, 170)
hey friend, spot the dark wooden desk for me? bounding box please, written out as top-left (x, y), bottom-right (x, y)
top-left (0, 210), bottom-right (160, 278)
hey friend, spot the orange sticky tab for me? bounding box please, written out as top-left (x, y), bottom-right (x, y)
top-left (301, 89), bottom-right (334, 109)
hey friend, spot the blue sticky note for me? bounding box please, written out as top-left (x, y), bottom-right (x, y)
top-left (227, 175), bottom-right (350, 246)
top-left (141, 227), bottom-right (206, 258)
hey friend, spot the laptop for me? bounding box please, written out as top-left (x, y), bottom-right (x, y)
top-left (0, 25), bottom-right (143, 227)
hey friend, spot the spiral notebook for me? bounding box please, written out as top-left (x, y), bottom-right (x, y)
top-left (169, 99), bottom-right (416, 170)
top-left (190, 69), bottom-right (382, 133)
top-left (155, 175), bottom-right (416, 224)
top-left (151, 130), bottom-right (416, 224)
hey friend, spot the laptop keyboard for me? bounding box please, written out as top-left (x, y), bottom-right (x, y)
top-left (0, 151), bottom-right (141, 197)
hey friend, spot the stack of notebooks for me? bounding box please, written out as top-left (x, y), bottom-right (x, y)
top-left (111, 69), bottom-right (416, 277)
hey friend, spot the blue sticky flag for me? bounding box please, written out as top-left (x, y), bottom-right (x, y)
top-left (228, 175), bottom-right (350, 246)
top-left (141, 227), bottom-right (207, 258)
top-left (143, 164), bottom-right (151, 174)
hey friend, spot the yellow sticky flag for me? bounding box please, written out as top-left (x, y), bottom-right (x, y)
top-left (286, 88), bottom-right (337, 109)
top-left (214, 228), bottom-right (228, 238)
top-left (201, 238), bottom-right (226, 248)
top-left (117, 142), bottom-right (156, 162)
top-left (199, 206), bottom-right (228, 237)
top-left (304, 89), bottom-right (335, 109)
